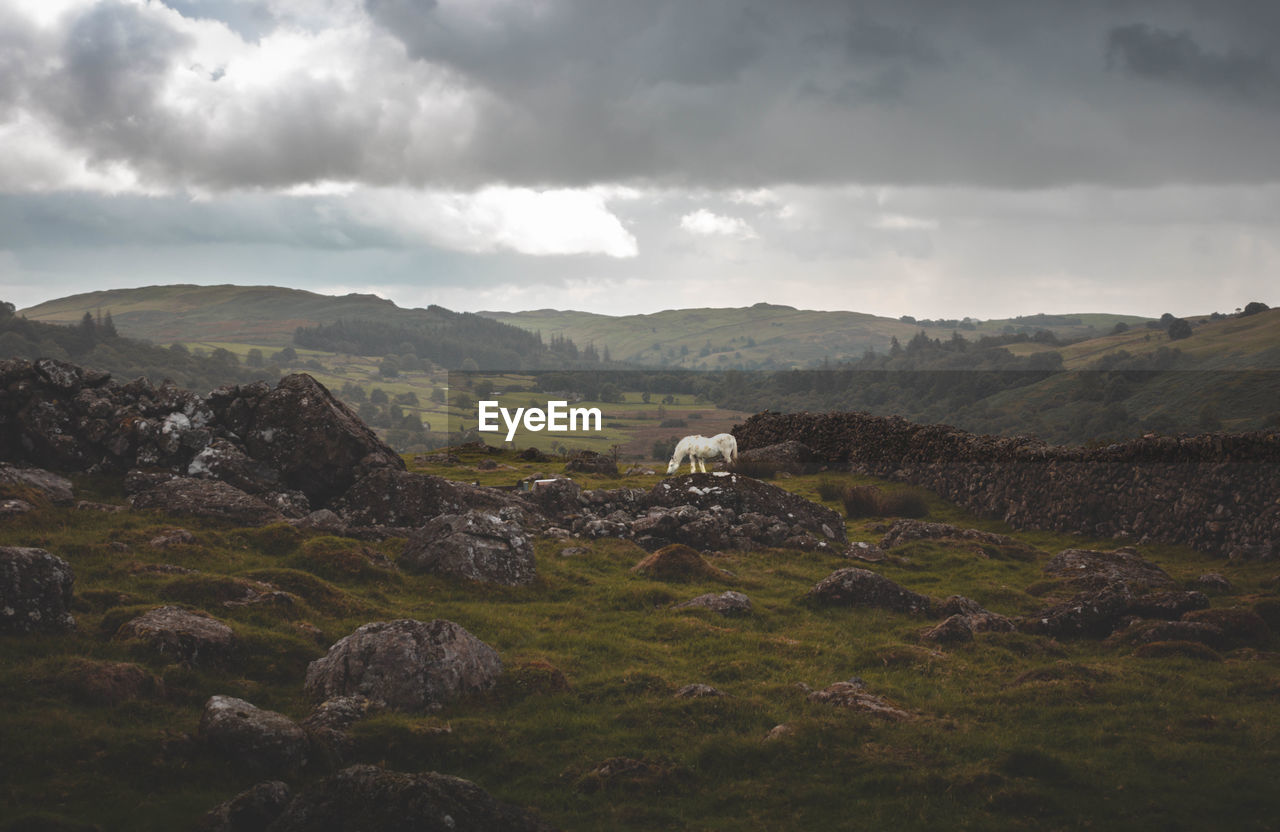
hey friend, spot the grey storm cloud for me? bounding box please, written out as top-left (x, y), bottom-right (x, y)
top-left (5, 0), bottom-right (1280, 191)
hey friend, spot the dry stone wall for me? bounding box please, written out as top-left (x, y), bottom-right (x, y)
top-left (734, 411), bottom-right (1280, 559)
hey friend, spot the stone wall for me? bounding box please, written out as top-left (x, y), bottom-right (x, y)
top-left (733, 411), bottom-right (1280, 559)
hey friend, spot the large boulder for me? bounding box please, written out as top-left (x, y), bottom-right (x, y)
top-left (0, 546), bottom-right (76, 634)
top-left (265, 764), bottom-right (557, 832)
top-left (113, 606), bottom-right (235, 665)
top-left (673, 590), bottom-right (752, 615)
top-left (401, 511), bottom-right (536, 586)
top-left (305, 619), bottom-right (503, 711)
top-left (199, 696), bottom-right (309, 774)
top-left (130, 477), bottom-right (284, 526)
top-left (235, 374), bottom-right (404, 506)
top-left (806, 567), bottom-right (933, 615)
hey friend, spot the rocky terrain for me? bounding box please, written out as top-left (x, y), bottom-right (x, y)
top-left (1, 360), bottom-right (1278, 831)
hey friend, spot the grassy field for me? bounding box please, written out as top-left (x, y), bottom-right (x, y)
top-left (2, 451), bottom-right (1278, 830)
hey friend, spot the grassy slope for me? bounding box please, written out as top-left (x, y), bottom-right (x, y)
top-left (2, 453), bottom-right (1278, 830)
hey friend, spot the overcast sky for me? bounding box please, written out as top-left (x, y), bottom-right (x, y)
top-left (2, 0), bottom-right (1277, 319)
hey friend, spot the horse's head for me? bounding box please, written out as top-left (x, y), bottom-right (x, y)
top-left (666, 458), bottom-right (679, 475)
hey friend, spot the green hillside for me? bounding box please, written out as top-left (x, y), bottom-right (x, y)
top-left (21, 285), bottom-right (406, 346)
top-left (480, 305), bottom-right (1152, 370)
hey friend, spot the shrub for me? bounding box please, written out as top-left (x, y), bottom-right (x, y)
top-left (841, 485), bottom-right (883, 518)
top-left (1167, 318), bottom-right (1192, 340)
top-left (659, 419), bottom-right (688, 428)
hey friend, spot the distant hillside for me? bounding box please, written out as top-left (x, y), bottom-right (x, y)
top-left (479, 304), bottom-right (1152, 370)
top-left (20, 284), bottom-right (589, 371)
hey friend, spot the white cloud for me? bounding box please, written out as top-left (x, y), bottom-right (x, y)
top-left (348, 186), bottom-right (638, 257)
top-left (871, 213), bottom-right (938, 230)
top-left (679, 208), bottom-right (756, 239)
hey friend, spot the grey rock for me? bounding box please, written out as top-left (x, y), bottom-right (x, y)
top-left (199, 780), bottom-right (292, 832)
top-left (305, 619), bottom-right (502, 711)
top-left (0, 463), bottom-right (74, 504)
top-left (114, 606), bottom-right (235, 665)
top-left (806, 567), bottom-right (933, 615)
top-left (674, 591), bottom-right (752, 615)
top-left (0, 546), bottom-right (76, 634)
top-left (401, 511), bottom-right (536, 586)
top-left (199, 696), bottom-right (308, 774)
top-left (130, 477), bottom-right (283, 526)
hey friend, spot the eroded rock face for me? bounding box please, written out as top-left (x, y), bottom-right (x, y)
top-left (806, 567), bottom-right (933, 616)
top-left (113, 606), bottom-right (235, 665)
top-left (401, 511), bottom-right (536, 586)
top-left (237, 374), bottom-right (404, 506)
top-left (0, 546), bottom-right (76, 634)
top-left (130, 477), bottom-right (284, 526)
top-left (265, 764), bottom-right (557, 832)
top-left (199, 695), bottom-right (309, 774)
top-left (304, 619), bottom-right (503, 711)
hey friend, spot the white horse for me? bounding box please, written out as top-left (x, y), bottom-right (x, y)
top-left (667, 433), bottom-right (738, 475)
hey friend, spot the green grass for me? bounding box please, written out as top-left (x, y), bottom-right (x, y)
top-left (2, 457), bottom-right (1278, 830)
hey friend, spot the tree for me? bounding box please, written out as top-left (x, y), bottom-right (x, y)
top-left (1110, 322), bottom-right (1129, 335)
top-left (460, 357), bottom-right (480, 372)
top-left (246, 349), bottom-right (265, 368)
top-left (0, 301), bottom-right (14, 319)
top-left (378, 357), bottom-right (400, 378)
top-left (273, 346), bottom-right (298, 363)
top-left (370, 388), bottom-right (389, 405)
top-left (101, 312), bottom-right (118, 338)
top-left (1167, 318), bottom-right (1193, 341)
top-left (1241, 301), bottom-right (1270, 317)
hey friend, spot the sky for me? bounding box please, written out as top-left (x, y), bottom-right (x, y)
top-left (1, 0), bottom-right (1278, 319)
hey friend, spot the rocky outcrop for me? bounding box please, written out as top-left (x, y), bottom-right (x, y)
top-left (113, 606), bottom-right (235, 665)
top-left (540, 473), bottom-right (847, 553)
top-left (221, 374), bottom-right (404, 505)
top-left (734, 410), bottom-right (1280, 558)
top-left (265, 764), bottom-right (557, 832)
top-left (333, 469), bottom-right (525, 530)
top-left (305, 619), bottom-right (502, 711)
top-left (734, 440), bottom-right (816, 470)
top-left (130, 477), bottom-right (285, 526)
top-left (879, 519), bottom-right (1034, 554)
top-left (806, 567), bottom-right (933, 616)
top-left (199, 696), bottom-right (309, 774)
top-left (0, 546), bottom-right (76, 634)
top-left (401, 511), bottom-right (536, 586)
top-left (1022, 585), bottom-right (1209, 639)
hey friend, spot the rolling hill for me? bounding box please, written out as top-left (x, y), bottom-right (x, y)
top-left (479, 305), bottom-right (1152, 369)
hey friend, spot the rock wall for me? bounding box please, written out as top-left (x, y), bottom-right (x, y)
top-left (734, 411), bottom-right (1280, 559)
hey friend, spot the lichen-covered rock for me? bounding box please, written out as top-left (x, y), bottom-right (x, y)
top-left (806, 567), bottom-right (933, 615)
top-left (113, 606), bottom-right (235, 665)
top-left (673, 590), bottom-right (752, 615)
top-left (305, 619), bottom-right (502, 711)
top-left (1044, 547), bottom-right (1175, 591)
top-left (187, 438), bottom-right (284, 495)
top-left (648, 473), bottom-right (846, 548)
top-left (0, 463), bottom-right (75, 504)
top-left (0, 546), bottom-right (76, 634)
top-left (130, 477), bottom-right (283, 526)
top-left (674, 683), bottom-right (726, 699)
top-left (267, 765), bottom-right (558, 832)
top-left (879, 519), bottom-right (1035, 556)
top-left (564, 450), bottom-right (618, 476)
top-left (401, 511), bottom-right (536, 586)
top-left (199, 780), bottom-right (292, 832)
top-left (302, 696), bottom-right (375, 764)
top-left (199, 695), bottom-right (309, 774)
